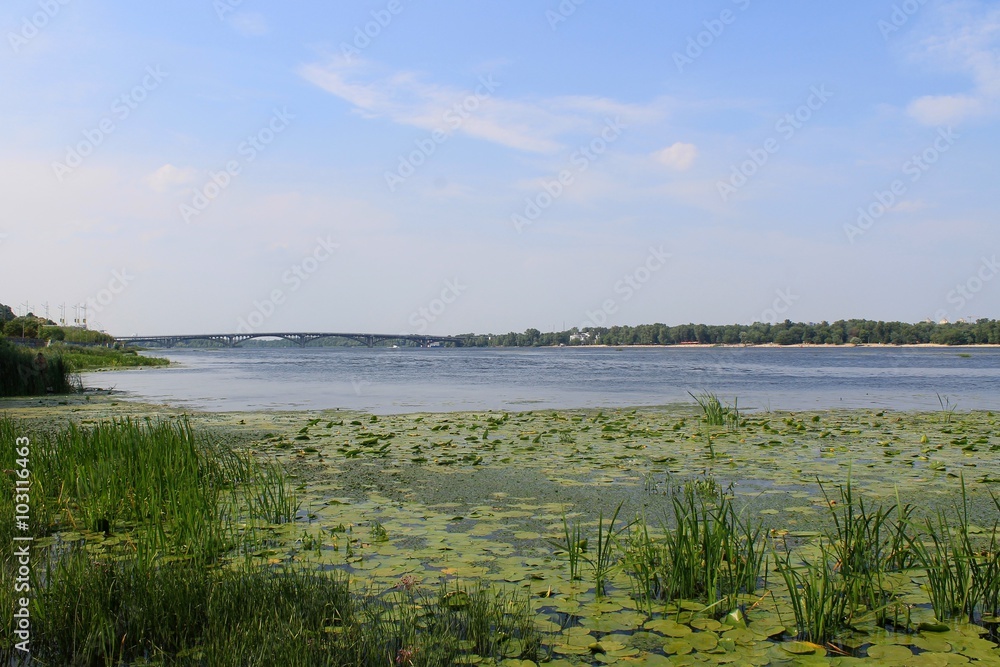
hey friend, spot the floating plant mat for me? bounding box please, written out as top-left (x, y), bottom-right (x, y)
top-left (11, 400), bottom-right (1000, 665)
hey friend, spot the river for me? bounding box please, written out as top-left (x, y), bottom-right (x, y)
top-left (86, 346), bottom-right (1000, 414)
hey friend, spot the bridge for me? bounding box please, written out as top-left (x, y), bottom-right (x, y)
top-left (115, 332), bottom-right (467, 348)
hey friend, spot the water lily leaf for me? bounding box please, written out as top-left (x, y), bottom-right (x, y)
top-left (691, 618), bottom-right (724, 632)
top-left (904, 654), bottom-right (950, 667)
top-left (646, 619), bottom-right (692, 637)
top-left (912, 635), bottom-right (952, 653)
top-left (662, 639), bottom-right (693, 655)
top-left (866, 644), bottom-right (912, 662)
top-left (918, 622), bottom-right (951, 633)
top-left (689, 632), bottom-right (720, 652)
top-left (782, 641), bottom-right (820, 655)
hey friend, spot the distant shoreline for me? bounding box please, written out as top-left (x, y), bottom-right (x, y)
top-left (569, 342), bottom-right (999, 349)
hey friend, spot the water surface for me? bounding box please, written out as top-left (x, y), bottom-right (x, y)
top-left (88, 346), bottom-right (1000, 414)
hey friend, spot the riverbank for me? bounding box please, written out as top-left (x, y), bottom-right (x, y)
top-left (4, 397), bottom-right (999, 663)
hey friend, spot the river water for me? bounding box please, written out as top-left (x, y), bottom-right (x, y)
top-left (85, 346), bottom-right (1000, 414)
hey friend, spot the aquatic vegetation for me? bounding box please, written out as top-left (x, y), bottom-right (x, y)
top-left (937, 392), bottom-right (959, 423)
top-left (774, 540), bottom-right (852, 644)
top-left (4, 404), bottom-right (1000, 664)
top-left (0, 339), bottom-right (73, 396)
top-left (590, 502), bottom-right (626, 598)
top-left (622, 484), bottom-right (765, 617)
top-left (821, 478), bottom-right (916, 626)
top-left (907, 477), bottom-right (1000, 623)
top-left (549, 513), bottom-right (586, 581)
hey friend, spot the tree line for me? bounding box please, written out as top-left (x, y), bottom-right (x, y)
top-left (456, 319), bottom-right (1000, 347)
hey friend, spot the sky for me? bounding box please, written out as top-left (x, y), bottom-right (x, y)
top-left (1, 0), bottom-right (998, 336)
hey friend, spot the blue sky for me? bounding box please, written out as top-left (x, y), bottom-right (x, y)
top-left (1, 0), bottom-right (998, 335)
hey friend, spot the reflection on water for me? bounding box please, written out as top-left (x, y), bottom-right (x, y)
top-left (89, 346), bottom-right (1000, 414)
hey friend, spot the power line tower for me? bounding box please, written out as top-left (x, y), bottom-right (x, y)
top-left (59, 303), bottom-right (66, 326)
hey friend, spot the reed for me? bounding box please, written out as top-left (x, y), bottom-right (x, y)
top-left (820, 478), bottom-right (915, 626)
top-left (0, 416), bottom-right (538, 666)
top-left (622, 483), bottom-right (764, 615)
top-left (590, 502), bottom-right (627, 598)
top-left (0, 340), bottom-right (73, 396)
top-left (774, 541), bottom-right (851, 644)
top-left (549, 514), bottom-right (586, 581)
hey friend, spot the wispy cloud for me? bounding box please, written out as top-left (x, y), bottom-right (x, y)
top-left (230, 12), bottom-right (270, 37)
top-left (652, 142), bottom-right (698, 171)
top-left (145, 164), bottom-right (197, 193)
top-left (298, 57), bottom-right (666, 154)
top-left (906, 2), bottom-right (1000, 125)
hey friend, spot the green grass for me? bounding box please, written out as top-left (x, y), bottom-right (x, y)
top-left (774, 541), bottom-right (852, 644)
top-left (689, 391), bottom-right (740, 432)
top-left (0, 416), bottom-right (539, 666)
top-left (18, 549), bottom-right (539, 666)
top-left (622, 482), bottom-right (765, 617)
top-left (549, 513), bottom-right (586, 582)
top-left (0, 340), bottom-right (73, 396)
top-left (49, 343), bottom-right (170, 371)
top-left (906, 477), bottom-right (1000, 623)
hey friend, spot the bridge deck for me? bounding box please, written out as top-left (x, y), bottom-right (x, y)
top-left (115, 332), bottom-right (466, 348)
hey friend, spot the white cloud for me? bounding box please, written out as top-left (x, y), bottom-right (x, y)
top-left (299, 57), bottom-right (666, 154)
top-left (230, 12), bottom-right (269, 37)
top-left (652, 142), bottom-right (698, 171)
top-left (906, 2), bottom-right (1000, 125)
top-left (145, 164), bottom-right (197, 193)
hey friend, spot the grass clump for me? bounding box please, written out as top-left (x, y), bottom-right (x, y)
top-left (22, 550), bottom-right (540, 666)
top-left (775, 479), bottom-right (916, 643)
top-left (622, 483), bottom-right (765, 617)
top-left (0, 416), bottom-right (540, 666)
top-left (907, 477), bottom-right (1000, 623)
top-left (52, 343), bottom-right (170, 371)
top-left (0, 339), bottom-right (73, 396)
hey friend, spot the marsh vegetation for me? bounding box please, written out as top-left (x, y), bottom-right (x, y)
top-left (2, 400), bottom-right (999, 665)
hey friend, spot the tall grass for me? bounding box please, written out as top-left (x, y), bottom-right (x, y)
top-left (689, 391), bottom-right (740, 431)
top-left (774, 542), bottom-right (851, 644)
top-left (0, 416), bottom-right (537, 666)
top-left (21, 549), bottom-right (540, 666)
top-left (0, 340), bottom-right (73, 396)
top-left (591, 502), bottom-right (627, 598)
top-left (548, 514), bottom-right (586, 581)
top-left (52, 343), bottom-right (170, 371)
top-left (906, 477), bottom-right (1000, 622)
top-left (775, 479), bottom-right (917, 642)
top-left (622, 484), bottom-right (765, 616)
top-left (820, 480), bottom-right (915, 626)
